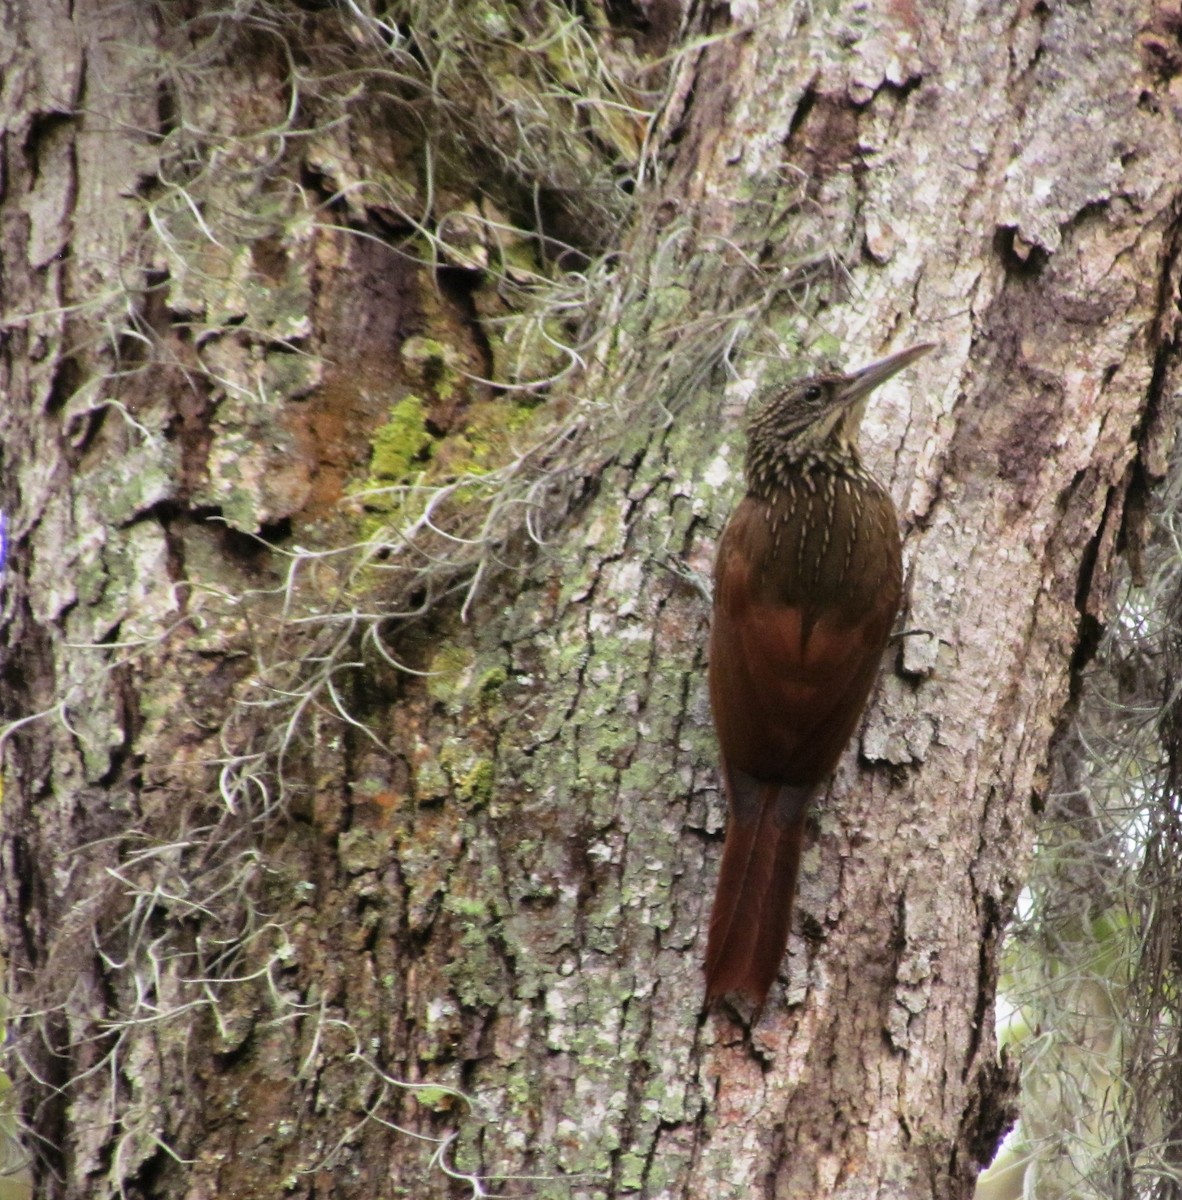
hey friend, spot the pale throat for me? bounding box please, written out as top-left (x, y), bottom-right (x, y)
top-left (745, 402), bottom-right (871, 500)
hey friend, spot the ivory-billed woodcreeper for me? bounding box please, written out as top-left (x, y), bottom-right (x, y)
top-left (704, 342), bottom-right (934, 1004)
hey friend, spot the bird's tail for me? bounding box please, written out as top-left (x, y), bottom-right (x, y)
top-left (704, 770), bottom-right (810, 1005)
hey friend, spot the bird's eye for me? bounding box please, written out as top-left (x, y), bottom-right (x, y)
top-left (804, 384), bottom-right (822, 402)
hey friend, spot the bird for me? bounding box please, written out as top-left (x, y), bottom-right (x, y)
top-left (704, 342), bottom-right (934, 1005)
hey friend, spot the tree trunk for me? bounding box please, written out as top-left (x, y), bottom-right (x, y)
top-left (2, 2), bottom-right (1179, 1198)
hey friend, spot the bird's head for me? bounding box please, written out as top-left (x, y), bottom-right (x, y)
top-left (745, 342), bottom-right (934, 482)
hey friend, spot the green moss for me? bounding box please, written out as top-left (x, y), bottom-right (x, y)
top-left (447, 748), bottom-right (495, 806)
top-left (353, 385), bottom-right (547, 558)
top-left (618, 1152), bottom-right (647, 1191)
top-left (445, 893), bottom-right (489, 920)
top-left (369, 395), bottom-right (434, 485)
top-left (411, 1085), bottom-right (456, 1113)
top-left (459, 758), bottom-right (495, 805)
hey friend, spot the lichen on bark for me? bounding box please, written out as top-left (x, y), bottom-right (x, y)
top-left (4, 2), bottom-right (1181, 1199)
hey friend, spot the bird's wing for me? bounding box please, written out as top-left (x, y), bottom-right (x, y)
top-left (708, 500), bottom-right (897, 784)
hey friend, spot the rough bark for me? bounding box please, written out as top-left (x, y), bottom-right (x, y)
top-left (1, 2), bottom-right (1180, 1199)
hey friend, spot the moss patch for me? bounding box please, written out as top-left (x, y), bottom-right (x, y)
top-left (369, 395), bottom-right (434, 486)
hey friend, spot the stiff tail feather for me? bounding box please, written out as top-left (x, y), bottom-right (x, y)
top-left (704, 771), bottom-right (810, 1004)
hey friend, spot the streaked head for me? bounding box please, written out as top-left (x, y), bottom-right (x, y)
top-left (746, 343), bottom-right (935, 477)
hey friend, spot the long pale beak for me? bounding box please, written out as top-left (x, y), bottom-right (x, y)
top-left (835, 342), bottom-right (937, 406)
